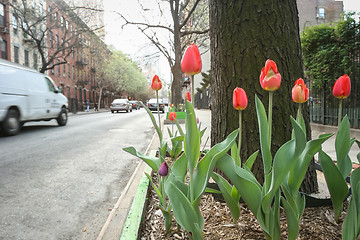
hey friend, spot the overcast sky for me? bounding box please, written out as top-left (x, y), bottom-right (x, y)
top-left (103, 0), bottom-right (360, 81)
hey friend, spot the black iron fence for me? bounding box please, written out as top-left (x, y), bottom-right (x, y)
top-left (309, 61), bottom-right (360, 128)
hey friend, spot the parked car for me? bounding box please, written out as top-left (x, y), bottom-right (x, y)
top-left (147, 98), bottom-right (165, 113)
top-left (138, 101), bottom-right (144, 108)
top-left (129, 100), bottom-right (140, 110)
top-left (0, 59), bottom-right (68, 136)
top-left (110, 99), bottom-right (132, 113)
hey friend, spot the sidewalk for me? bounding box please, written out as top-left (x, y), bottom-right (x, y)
top-left (98, 109), bottom-right (359, 240)
top-left (68, 108), bottom-right (109, 116)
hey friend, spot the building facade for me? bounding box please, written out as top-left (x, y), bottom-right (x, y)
top-left (297, 0), bottom-right (343, 32)
top-left (0, 0), bottom-right (111, 112)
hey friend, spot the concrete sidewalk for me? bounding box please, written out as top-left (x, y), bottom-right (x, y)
top-left (98, 108), bottom-right (360, 240)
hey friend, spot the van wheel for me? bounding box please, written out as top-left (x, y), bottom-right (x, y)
top-left (57, 107), bottom-right (68, 126)
top-left (2, 109), bottom-right (20, 136)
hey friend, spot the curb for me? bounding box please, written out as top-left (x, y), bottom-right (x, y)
top-left (119, 162), bottom-right (153, 240)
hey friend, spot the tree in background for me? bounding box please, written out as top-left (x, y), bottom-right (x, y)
top-left (301, 13), bottom-right (360, 111)
top-left (10, 0), bottom-right (103, 73)
top-left (209, 0), bottom-right (317, 192)
top-left (103, 51), bottom-right (149, 100)
top-left (117, 0), bottom-right (209, 106)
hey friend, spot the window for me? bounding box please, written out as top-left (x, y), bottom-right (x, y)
top-left (60, 16), bottom-right (64, 28)
top-left (1, 40), bottom-right (7, 59)
top-left (24, 50), bottom-right (29, 66)
top-left (51, 61), bottom-right (55, 74)
top-left (54, 12), bottom-right (58, 26)
top-left (63, 63), bottom-right (66, 77)
top-left (31, 0), bottom-right (36, 9)
top-left (55, 35), bottom-right (59, 50)
top-left (0, 3), bottom-right (5, 26)
top-left (45, 77), bottom-right (56, 92)
top-left (14, 46), bottom-right (19, 63)
top-left (48, 7), bottom-right (52, 22)
top-left (12, 16), bottom-right (18, 34)
top-left (39, 2), bottom-right (43, 15)
top-left (72, 66), bottom-right (75, 79)
top-left (33, 52), bottom-right (38, 70)
top-left (49, 32), bottom-right (53, 48)
top-left (65, 21), bottom-right (69, 32)
top-left (318, 7), bottom-right (325, 18)
top-left (68, 63), bottom-right (70, 78)
top-left (57, 59), bottom-right (60, 76)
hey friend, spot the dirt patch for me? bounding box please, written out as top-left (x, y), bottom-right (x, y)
top-left (140, 172), bottom-right (347, 240)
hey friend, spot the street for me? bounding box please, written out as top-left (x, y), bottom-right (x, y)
top-left (0, 109), bottom-right (154, 240)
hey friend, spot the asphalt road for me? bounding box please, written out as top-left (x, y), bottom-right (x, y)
top-left (0, 109), bottom-right (155, 240)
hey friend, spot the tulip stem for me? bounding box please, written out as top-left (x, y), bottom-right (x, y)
top-left (268, 92), bottom-right (273, 150)
top-left (338, 99), bottom-right (343, 126)
top-left (237, 110), bottom-right (242, 166)
top-left (156, 90), bottom-right (161, 132)
top-left (191, 75), bottom-right (195, 105)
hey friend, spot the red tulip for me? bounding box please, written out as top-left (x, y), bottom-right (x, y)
top-left (292, 78), bottom-right (309, 103)
top-left (169, 112), bottom-right (177, 122)
top-left (259, 59), bottom-right (281, 91)
top-left (233, 87), bottom-right (248, 110)
top-left (151, 75), bottom-right (162, 91)
top-left (181, 44), bottom-right (202, 75)
top-left (333, 74), bottom-right (351, 99)
top-left (185, 92), bottom-right (191, 102)
top-left (158, 162), bottom-right (169, 177)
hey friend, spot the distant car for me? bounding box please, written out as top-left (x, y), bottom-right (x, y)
top-left (138, 101), bottom-right (144, 108)
top-left (129, 100), bottom-right (140, 110)
top-left (147, 98), bottom-right (165, 113)
top-left (110, 99), bottom-right (132, 113)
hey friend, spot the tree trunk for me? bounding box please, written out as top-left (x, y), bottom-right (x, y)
top-left (170, 0), bottom-right (183, 107)
top-left (209, 0), bottom-right (317, 193)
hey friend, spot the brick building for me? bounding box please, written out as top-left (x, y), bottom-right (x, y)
top-left (297, 0), bottom-right (343, 32)
top-left (0, 0), bottom-right (111, 112)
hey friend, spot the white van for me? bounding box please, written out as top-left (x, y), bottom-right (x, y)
top-left (0, 59), bottom-right (68, 136)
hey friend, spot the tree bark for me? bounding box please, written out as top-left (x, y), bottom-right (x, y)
top-left (209, 0), bottom-right (317, 193)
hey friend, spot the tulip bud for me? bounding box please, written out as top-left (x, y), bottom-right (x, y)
top-left (151, 75), bottom-right (162, 91)
top-left (159, 162), bottom-right (169, 177)
top-left (169, 112), bottom-right (177, 122)
top-left (181, 44), bottom-right (202, 75)
top-left (292, 78), bottom-right (309, 103)
top-left (233, 87), bottom-right (248, 110)
top-left (333, 74), bottom-right (351, 99)
top-left (184, 92), bottom-right (191, 102)
top-left (259, 59), bottom-right (281, 91)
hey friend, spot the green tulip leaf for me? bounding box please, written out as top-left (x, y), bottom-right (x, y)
top-left (174, 119), bottom-right (184, 136)
top-left (164, 181), bottom-right (203, 236)
top-left (191, 129), bottom-right (238, 201)
top-left (262, 139), bottom-right (297, 213)
top-left (205, 187), bottom-right (222, 194)
top-left (287, 133), bottom-right (333, 193)
top-left (318, 150), bottom-right (348, 221)
top-left (123, 147), bottom-right (161, 171)
top-left (255, 95), bottom-right (272, 175)
top-left (216, 154), bottom-right (262, 215)
top-left (171, 153), bottom-right (188, 182)
top-left (142, 104), bottom-right (163, 141)
top-left (231, 142), bottom-right (241, 166)
top-left (244, 150), bottom-right (259, 170)
top-left (184, 100), bottom-right (200, 175)
top-left (281, 196), bottom-right (300, 240)
top-left (336, 115), bottom-right (352, 178)
top-left (211, 172), bottom-right (241, 223)
top-left (342, 194), bottom-right (357, 240)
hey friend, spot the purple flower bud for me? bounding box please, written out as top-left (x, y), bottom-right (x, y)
top-left (159, 162), bottom-right (169, 177)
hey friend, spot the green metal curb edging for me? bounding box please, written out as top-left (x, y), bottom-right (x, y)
top-left (119, 151), bottom-right (155, 240)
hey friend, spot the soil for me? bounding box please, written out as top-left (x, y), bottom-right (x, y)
top-left (140, 172), bottom-right (348, 240)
